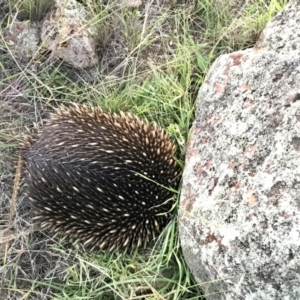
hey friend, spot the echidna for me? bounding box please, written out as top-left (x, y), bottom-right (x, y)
top-left (23, 105), bottom-right (180, 252)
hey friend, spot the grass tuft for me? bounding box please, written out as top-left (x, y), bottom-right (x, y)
top-left (9, 0), bottom-right (55, 22)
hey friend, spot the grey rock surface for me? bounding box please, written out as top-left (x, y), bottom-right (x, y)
top-left (179, 1), bottom-right (300, 299)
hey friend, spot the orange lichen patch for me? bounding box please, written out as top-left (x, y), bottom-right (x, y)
top-left (193, 127), bottom-right (202, 136)
top-left (205, 160), bottom-right (212, 170)
top-left (181, 183), bottom-right (196, 213)
top-left (230, 52), bottom-right (244, 66)
top-left (240, 82), bottom-right (251, 91)
top-left (196, 163), bottom-right (203, 175)
top-left (243, 143), bottom-right (258, 158)
top-left (234, 181), bottom-right (242, 189)
top-left (228, 161), bottom-right (237, 168)
top-left (223, 62), bottom-right (231, 76)
top-left (185, 144), bottom-right (198, 160)
top-left (205, 232), bottom-right (222, 247)
top-left (186, 147), bottom-right (197, 157)
top-left (246, 189), bottom-right (257, 207)
top-left (200, 115), bottom-right (225, 128)
top-left (223, 53), bottom-right (246, 77)
top-left (214, 82), bottom-right (224, 94)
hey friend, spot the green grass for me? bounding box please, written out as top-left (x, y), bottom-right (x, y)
top-left (7, 0), bottom-right (55, 22)
top-left (0, 0), bottom-right (288, 299)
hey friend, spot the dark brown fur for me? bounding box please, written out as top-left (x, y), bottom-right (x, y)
top-left (23, 105), bottom-right (180, 252)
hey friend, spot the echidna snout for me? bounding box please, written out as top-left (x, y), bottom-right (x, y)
top-left (23, 105), bottom-right (180, 252)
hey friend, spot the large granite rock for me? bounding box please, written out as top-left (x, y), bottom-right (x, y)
top-left (179, 1), bottom-right (300, 299)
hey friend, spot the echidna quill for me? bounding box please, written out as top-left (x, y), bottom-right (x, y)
top-left (23, 105), bottom-right (181, 252)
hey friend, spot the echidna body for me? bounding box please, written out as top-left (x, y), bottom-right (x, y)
top-left (23, 105), bottom-right (180, 252)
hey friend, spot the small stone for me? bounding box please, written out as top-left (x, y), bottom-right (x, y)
top-left (4, 20), bottom-right (40, 61)
top-left (40, 0), bottom-right (98, 69)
